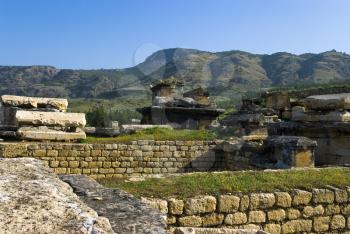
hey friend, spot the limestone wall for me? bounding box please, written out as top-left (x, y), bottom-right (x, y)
top-left (0, 141), bottom-right (229, 178)
top-left (144, 188), bottom-right (350, 234)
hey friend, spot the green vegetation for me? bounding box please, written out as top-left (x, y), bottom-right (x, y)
top-left (82, 127), bottom-right (217, 143)
top-left (98, 168), bottom-right (350, 198)
top-left (69, 98), bottom-right (148, 126)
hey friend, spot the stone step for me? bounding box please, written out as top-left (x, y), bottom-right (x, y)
top-left (15, 110), bottom-right (86, 128)
top-left (1, 95), bottom-right (68, 111)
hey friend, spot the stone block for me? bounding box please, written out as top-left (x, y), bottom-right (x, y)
top-left (330, 214), bottom-right (346, 230)
top-left (46, 150), bottom-right (58, 157)
top-left (341, 204), bottom-right (350, 214)
top-left (286, 208), bottom-right (301, 220)
top-left (224, 212), bottom-right (247, 225)
top-left (250, 193), bottom-right (275, 210)
top-left (281, 219), bottom-right (312, 233)
top-left (264, 224), bottom-right (281, 234)
top-left (202, 213), bottom-right (224, 227)
top-left (312, 188), bottom-right (334, 204)
top-left (168, 198), bottom-right (184, 215)
top-left (248, 210), bottom-right (266, 223)
top-left (313, 216), bottom-right (330, 232)
top-left (328, 187), bottom-right (348, 203)
top-left (16, 110), bottom-right (86, 128)
top-left (141, 197), bottom-right (168, 214)
top-left (17, 126), bottom-right (86, 141)
top-left (218, 195), bottom-right (240, 213)
top-left (166, 216), bottom-right (176, 225)
top-left (68, 161), bottom-right (79, 168)
top-left (184, 196), bottom-right (216, 215)
top-left (239, 195), bottom-right (250, 211)
top-left (325, 204), bottom-right (340, 215)
top-left (267, 136), bottom-right (316, 168)
top-left (302, 205), bottom-right (324, 218)
top-left (275, 192), bottom-right (292, 208)
top-left (178, 216), bottom-right (202, 227)
top-left (292, 189), bottom-right (312, 205)
top-left (267, 209), bottom-right (286, 221)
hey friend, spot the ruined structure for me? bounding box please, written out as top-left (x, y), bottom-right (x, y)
top-left (269, 92), bottom-right (350, 166)
top-left (138, 77), bottom-right (224, 129)
top-left (0, 95), bottom-right (86, 141)
top-left (223, 89), bottom-right (350, 167)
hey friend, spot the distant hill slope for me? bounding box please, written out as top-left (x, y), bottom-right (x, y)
top-left (1, 49), bottom-right (350, 100)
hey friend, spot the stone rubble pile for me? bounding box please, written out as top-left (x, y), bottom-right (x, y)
top-left (0, 95), bottom-right (86, 141)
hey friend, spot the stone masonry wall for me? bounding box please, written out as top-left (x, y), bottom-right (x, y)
top-left (0, 141), bottom-right (226, 178)
top-left (143, 188), bottom-right (350, 234)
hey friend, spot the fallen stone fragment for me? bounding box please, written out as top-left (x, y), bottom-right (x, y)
top-left (17, 126), bottom-right (86, 141)
top-left (0, 158), bottom-right (114, 234)
top-left (16, 110), bottom-right (86, 128)
top-left (1, 95), bottom-right (68, 111)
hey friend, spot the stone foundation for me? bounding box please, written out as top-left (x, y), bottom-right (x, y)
top-left (144, 188), bottom-right (350, 234)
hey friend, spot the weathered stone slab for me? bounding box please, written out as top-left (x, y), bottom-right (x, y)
top-left (304, 93), bottom-right (350, 110)
top-left (60, 175), bottom-right (166, 234)
top-left (1, 95), bottom-right (68, 111)
top-left (292, 106), bottom-right (350, 122)
top-left (0, 158), bottom-right (113, 233)
top-left (17, 126), bottom-right (86, 141)
top-left (16, 110), bottom-right (86, 127)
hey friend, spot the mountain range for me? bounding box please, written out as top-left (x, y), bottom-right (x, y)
top-left (1, 48), bottom-right (350, 101)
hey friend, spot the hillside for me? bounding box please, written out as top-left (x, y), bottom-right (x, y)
top-left (1, 49), bottom-right (350, 103)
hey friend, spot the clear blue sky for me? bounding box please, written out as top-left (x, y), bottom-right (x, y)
top-left (0, 0), bottom-right (349, 69)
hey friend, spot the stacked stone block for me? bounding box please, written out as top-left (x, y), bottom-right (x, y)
top-left (143, 188), bottom-right (350, 233)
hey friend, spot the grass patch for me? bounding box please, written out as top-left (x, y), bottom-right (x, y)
top-left (98, 168), bottom-right (350, 198)
top-left (82, 127), bottom-right (217, 143)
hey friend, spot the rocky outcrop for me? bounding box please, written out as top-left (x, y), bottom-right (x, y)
top-left (0, 158), bottom-right (113, 234)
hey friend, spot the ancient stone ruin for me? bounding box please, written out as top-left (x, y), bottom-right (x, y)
top-left (0, 95), bottom-right (86, 141)
top-left (138, 77), bottom-right (224, 129)
top-left (222, 89), bottom-right (350, 168)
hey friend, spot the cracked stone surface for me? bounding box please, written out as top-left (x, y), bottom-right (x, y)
top-left (59, 174), bottom-right (166, 234)
top-left (0, 158), bottom-right (113, 234)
